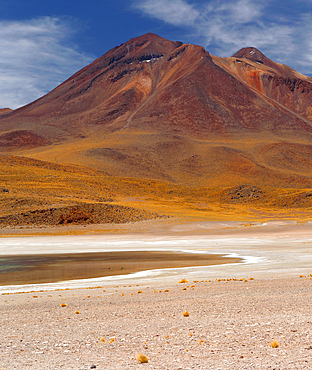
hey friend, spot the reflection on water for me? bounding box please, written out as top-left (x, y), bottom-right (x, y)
top-left (0, 251), bottom-right (240, 286)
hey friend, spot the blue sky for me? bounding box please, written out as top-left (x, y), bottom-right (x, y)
top-left (1, 0), bottom-right (312, 109)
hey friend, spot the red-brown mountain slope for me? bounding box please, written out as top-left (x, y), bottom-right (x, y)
top-left (1, 34), bottom-right (312, 188)
top-left (0, 108), bottom-right (12, 115)
top-left (212, 47), bottom-right (312, 121)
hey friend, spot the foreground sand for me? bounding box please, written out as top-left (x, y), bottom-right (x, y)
top-left (1, 220), bottom-right (312, 369)
top-left (1, 275), bottom-right (312, 369)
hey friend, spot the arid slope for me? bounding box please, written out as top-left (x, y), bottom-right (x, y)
top-left (1, 34), bottom-right (312, 226)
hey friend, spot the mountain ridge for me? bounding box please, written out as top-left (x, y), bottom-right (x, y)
top-left (1, 33), bottom-right (312, 190)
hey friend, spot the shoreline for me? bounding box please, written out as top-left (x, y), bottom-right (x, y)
top-left (1, 219), bottom-right (312, 294)
top-left (0, 250), bottom-right (240, 287)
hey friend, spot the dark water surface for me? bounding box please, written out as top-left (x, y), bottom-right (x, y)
top-left (0, 251), bottom-right (241, 286)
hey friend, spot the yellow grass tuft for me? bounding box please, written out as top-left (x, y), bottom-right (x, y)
top-left (182, 310), bottom-right (190, 317)
top-left (32, 295), bottom-right (38, 298)
top-left (179, 279), bottom-right (188, 284)
top-left (190, 333), bottom-right (193, 337)
top-left (103, 290), bottom-right (106, 292)
top-left (164, 289), bottom-right (169, 292)
top-left (136, 353), bottom-right (149, 363)
top-left (270, 340), bottom-right (279, 348)
top-left (60, 303), bottom-right (67, 307)
top-left (74, 310), bottom-right (80, 314)
top-left (121, 293), bottom-right (124, 296)
top-left (165, 335), bottom-right (169, 338)
top-left (182, 287), bottom-right (187, 290)
top-left (110, 338), bottom-right (115, 343)
top-left (199, 339), bottom-right (204, 345)
top-left (137, 290), bottom-right (143, 294)
top-left (100, 337), bottom-right (105, 343)
top-left (191, 285), bottom-right (195, 288)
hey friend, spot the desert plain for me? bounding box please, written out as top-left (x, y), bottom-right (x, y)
top-left (1, 220), bottom-right (312, 369)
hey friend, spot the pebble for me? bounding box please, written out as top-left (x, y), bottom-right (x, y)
top-left (1, 277), bottom-right (311, 369)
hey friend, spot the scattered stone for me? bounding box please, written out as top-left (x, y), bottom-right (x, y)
top-left (270, 340), bottom-right (279, 348)
top-left (179, 279), bottom-right (188, 284)
top-left (136, 353), bottom-right (149, 363)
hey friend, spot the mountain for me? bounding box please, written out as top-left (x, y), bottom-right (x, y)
top-left (1, 33), bottom-right (312, 190)
top-left (215, 47), bottom-right (312, 122)
top-left (0, 108), bottom-right (12, 115)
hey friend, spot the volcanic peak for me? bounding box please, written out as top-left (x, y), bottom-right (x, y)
top-left (230, 47), bottom-right (291, 76)
top-left (232, 47), bottom-right (267, 64)
top-left (82, 32), bottom-right (184, 73)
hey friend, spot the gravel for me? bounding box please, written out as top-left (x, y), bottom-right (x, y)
top-left (1, 275), bottom-right (312, 369)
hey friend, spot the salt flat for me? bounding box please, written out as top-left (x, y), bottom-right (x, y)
top-left (1, 221), bottom-right (311, 293)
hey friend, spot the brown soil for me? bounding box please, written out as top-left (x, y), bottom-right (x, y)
top-left (1, 154), bottom-right (312, 231)
top-left (0, 130), bottom-right (48, 149)
top-left (0, 203), bottom-right (164, 228)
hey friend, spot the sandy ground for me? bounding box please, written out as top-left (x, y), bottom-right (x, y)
top-left (1, 276), bottom-right (312, 369)
top-left (1, 220), bottom-right (312, 369)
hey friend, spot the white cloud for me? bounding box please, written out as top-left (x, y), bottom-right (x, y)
top-left (135, 0), bottom-right (312, 76)
top-left (213, 0), bottom-right (262, 24)
top-left (0, 17), bottom-right (94, 109)
top-left (135, 0), bottom-right (199, 26)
